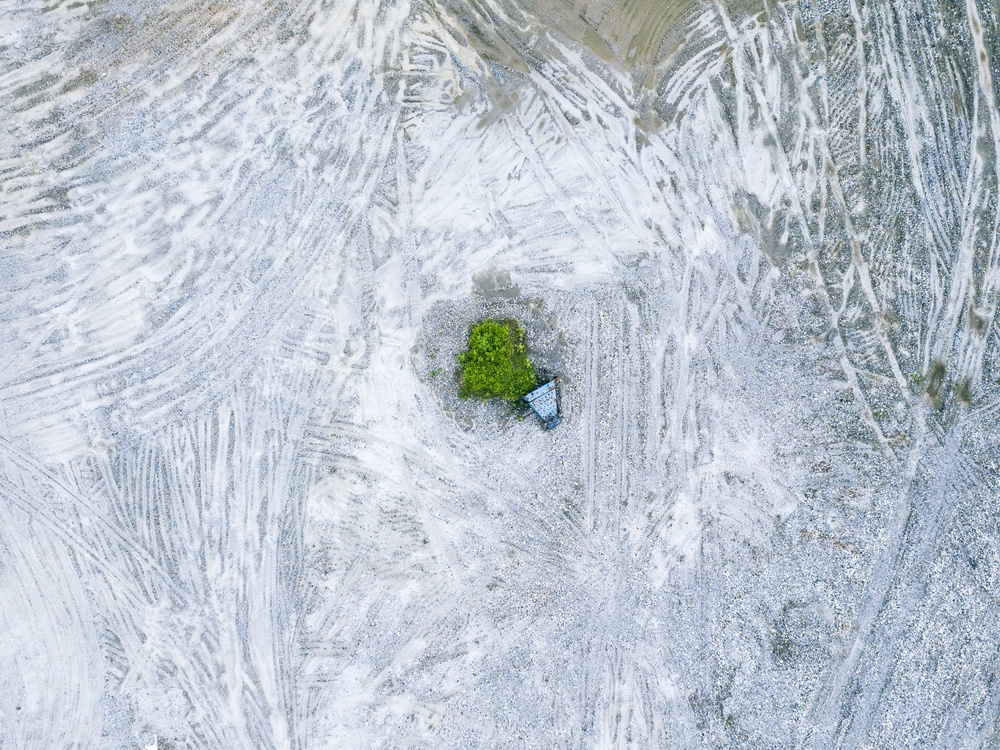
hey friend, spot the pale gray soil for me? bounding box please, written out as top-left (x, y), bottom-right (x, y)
top-left (2, 0), bottom-right (1000, 747)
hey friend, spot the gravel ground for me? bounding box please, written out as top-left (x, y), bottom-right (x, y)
top-left (2, 0), bottom-right (1000, 747)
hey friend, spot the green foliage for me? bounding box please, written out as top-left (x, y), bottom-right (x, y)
top-left (457, 318), bottom-right (536, 401)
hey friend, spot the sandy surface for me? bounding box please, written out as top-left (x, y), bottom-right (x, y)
top-left (2, 0), bottom-right (1000, 747)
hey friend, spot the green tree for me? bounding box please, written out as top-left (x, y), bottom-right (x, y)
top-left (457, 318), bottom-right (536, 401)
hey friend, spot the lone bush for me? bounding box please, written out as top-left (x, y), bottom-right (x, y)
top-left (457, 318), bottom-right (536, 401)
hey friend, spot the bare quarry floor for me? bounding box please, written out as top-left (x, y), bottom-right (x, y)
top-left (2, 0), bottom-right (1000, 748)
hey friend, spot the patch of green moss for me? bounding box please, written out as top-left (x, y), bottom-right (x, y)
top-left (457, 318), bottom-right (536, 401)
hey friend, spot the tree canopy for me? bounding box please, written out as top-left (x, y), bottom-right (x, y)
top-left (457, 318), bottom-right (536, 401)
